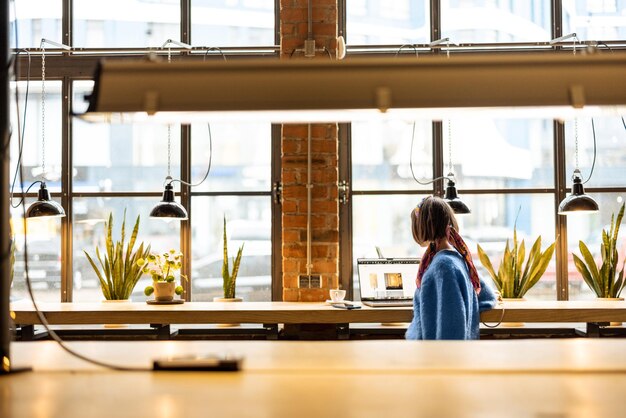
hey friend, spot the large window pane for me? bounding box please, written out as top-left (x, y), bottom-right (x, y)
top-left (567, 193), bottom-right (626, 300)
top-left (73, 198), bottom-right (181, 302)
top-left (346, 0), bottom-right (429, 45)
top-left (12, 0), bottom-right (62, 48)
top-left (351, 120), bottom-right (432, 191)
top-left (191, 122), bottom-right (271, 192)
top-left (442, 0), bottom-right (551, 43)
top-left (563, 0), bottom-right (626, 40)
top-left (191, 196), bottom-right (271, 301)
top-left (73, 0), bottom-right (180, 48)
top-left (450, 118), bottom-right (553, 190)
top-left (191, 0), bottom-right (275, 46)
top-left (74, 82), bottom-right (181, 192)
top-left (11, 81), bottom-right (62, 193)
top-left (460, 194), bottom-right (556, 300)
top-left (10, 202), bottom-right (63, 302)
top-left (564, 117), bottom-right (626, 188)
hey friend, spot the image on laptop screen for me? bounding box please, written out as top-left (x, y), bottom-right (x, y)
top-left (357, 258), bottom-right (419, 301)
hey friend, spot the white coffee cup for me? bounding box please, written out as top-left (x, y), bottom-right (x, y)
top-left (329, 289), bottom-right (346, 302)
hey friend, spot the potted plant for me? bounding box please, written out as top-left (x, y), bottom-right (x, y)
top-left (142, 250), bottom-right (187, 302)
top-left (477, 227), bottom-right (556, 299)
top-left (84, 211), bottom-right (151, 301)
top-left (214, 217), bottom-right (244, 303)
top-left (573, 202), bottom-right (625, 300)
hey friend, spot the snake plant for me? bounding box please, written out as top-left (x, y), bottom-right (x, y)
top-left (477, 227), bottom-right (555, 298)
top-left (573, 203), bottom-right (626, 298)
top-left (84, 211), bottom-right (151, 300)
top-left (222, 216), bottom-right (244, 299)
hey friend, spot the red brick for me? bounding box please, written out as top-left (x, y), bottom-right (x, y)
top-left (282, 259), bottom-right (301, 273)
top-left (314, 200), bottom-right (338, 213)
top-left (281, 8), bottom-right (307, 23)
top-left (312, 7), bottom-right (336, 22)
top-left (283, 214), bottom-right (307, 228)
top-left (311, 139), bottom-right (337, 154)
top-left (283, 229), bottom-right (300, 243)
top-left (300, 288), bottom-right (327, 302)
top-left (282, 186), bottom-right (307, 199)
top-left (282, 124), bottom-right (308, 137)
top-left (283, 287), bottom-right (300, 302)
top-left (312, 230), bottom-right (338, 242)
top-left (282, 138), bottom-right (301, 154)
top-left (313, 23), bottom-right (337, 37)
top-left (313, 260), bottom-right (338, 274)
top-left (284, 244), bottom-right (306, 258)
top-left (282, 274), bottom-right (300, 289)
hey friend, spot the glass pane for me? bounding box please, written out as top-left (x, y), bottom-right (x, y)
top-left (567, 193), bottom-right (626, 300)
top-left (11, 0), bottom-right (62, 49)
top-left (73, 82), bottom-right (181, 192)
top-left (191, 122), bottom-right (271, 192)
top-left (563, 0), bottom-right (626, 40)
top-left (351, 120), bottom-right (432, 191)
top-left (73, 0), bottom-right (180, 48)
top-left (346, 0), bottom-right (429, 45)
top-left (442, 0), bottom-right (551, 43)
top-left (450, 118), bottom-right (554, 189)
top-left (191, 196), bottom-right (271, 301)
top-left (10, 201), bottom-right (63, 302)
top-left (564, 117), bottom-right (626, 188)
top-left (352, 193), bottom-right (557, 301)
top-left (73, 198), bottom-right (181, 302)
top-left (460, 194), bottom-right (556, 300)
top-left (191, 0), bottom-right (275, 46)
top-left (10, 81), bottom-right (63, 193)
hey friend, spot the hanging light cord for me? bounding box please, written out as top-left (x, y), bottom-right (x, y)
top-left (583, 119), bottom-right (597, 184)
top-left (8, 11), bottom-right (149, 372)
top-left (409, 121), bottom-right (454, 185)
top-left (164, 123), bottom-right (213, 188)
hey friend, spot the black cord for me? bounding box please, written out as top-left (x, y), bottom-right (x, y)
top-left (203, 47), bottom-right (227, 61)
top-left (168, 123), bottom-right (213, 188)
top-left (9, 49), bottom-right (31, 208)
top-left (394, 43), bottom-right (419, 58)
top-left (583, 118), bottom-right (597, 184)
top-left (409, 121), bottom-right (451, 186)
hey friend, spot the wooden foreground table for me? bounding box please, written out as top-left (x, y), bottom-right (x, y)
top-left (3, 339), bottom-right (626, 418)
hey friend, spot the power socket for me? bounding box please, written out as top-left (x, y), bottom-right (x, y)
top-left (304, 39), bottom-right (316, 58)
top-left (299, 274), bottom-right (321, 288)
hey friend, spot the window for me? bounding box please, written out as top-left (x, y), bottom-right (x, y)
top-left (442, 0), bottom-right (551, 43)
top-left (563, 0), bottom-right (626, 40)
top-left (12, 0), bottom-right (62, 48)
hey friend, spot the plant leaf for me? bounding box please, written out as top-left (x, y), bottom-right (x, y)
top-left (573, 253), bottom-right (601, 297)
top-left (477, 244), bottom-right (499, 290)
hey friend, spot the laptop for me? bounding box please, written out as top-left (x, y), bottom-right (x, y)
top-left (357, 258), bottom-right (419, 307)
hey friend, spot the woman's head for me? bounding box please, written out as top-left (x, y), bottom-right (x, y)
top-left (411, 196), bottom-right (459, 246)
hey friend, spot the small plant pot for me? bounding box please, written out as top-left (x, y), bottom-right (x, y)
top-left (213, 296), bottom-right (243, 327)
top-left (153, 282), bottom-right (176, 302)
top-left (101, 299), bottom-right (131, 328)
top-left (500, 298), bottom-right (526, 327)
top-left (596, 297), bottom-right (624, 326)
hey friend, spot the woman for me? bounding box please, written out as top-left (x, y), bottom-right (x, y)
top-left (406, 196), bottom-right (497, 340)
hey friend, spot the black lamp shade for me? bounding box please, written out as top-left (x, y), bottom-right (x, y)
top-left (558, 174), bottom-right (599, 214)
top-left (150, 183), bottom-right (188, 220)
top-left (26, 183), bottom-right (66, 218)
top-left (443, 178), bottom-right (471, 215)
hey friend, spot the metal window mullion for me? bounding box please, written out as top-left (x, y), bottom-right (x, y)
top-left (431, 0), bottom-right (441, 43)
top-left (181, 0), bottom-right (190, 44)
top-left (338, 123), bottom-right (353, 300)
top-left (271, 124), bottom-right (282, 301)
top-left (554, 120), bottom-right (569, 300)
top-left (432, 121), bottom-right (444, 197)
top-left (63, 0), bottom-right (72, 46)
top-left (180, 124), bottom-right (191, 301)
top-left (61, 77), bottom-right (72, 302)
top-left (551, 0), bottom-right (563, 41)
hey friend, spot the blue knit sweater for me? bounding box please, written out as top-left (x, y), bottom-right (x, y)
top-left (405, 249), bottom-right (498, 340)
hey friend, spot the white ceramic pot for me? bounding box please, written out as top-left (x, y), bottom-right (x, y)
top-left (153, 282), bottom-right (176, 302)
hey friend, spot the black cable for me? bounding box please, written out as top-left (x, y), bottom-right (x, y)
top-left (583, 118), bottom-right (597, 184)
top-left (409, 121), bottom-right (451, 186)
top-left (203, 46), bottom-right (226, 61)
top-left (168, 123), bottom-right (213, 188)
top-left (394, 43), bottom-right (419, 58)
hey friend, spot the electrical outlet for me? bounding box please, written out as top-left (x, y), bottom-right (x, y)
top-left (309, 275), bottom-right (321, 288)
top-left (304, 39), bottom-right (316, 58)
top-left (299, 275), bottom-right (310, 288)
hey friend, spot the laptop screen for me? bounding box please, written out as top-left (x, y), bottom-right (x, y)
top-left (357, 258), bottom-right (419, 300)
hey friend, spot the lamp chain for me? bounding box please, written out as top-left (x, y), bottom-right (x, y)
top-left (447, 119), bottom-right (453, 173)
top-left (167, 125), bottom-right (172, 178)
top-left (41, 46), bottom-right (46, 179)
top-left (574, 118), bottom-right (579, 170)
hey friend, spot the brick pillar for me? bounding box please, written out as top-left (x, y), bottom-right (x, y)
top-left (280, 0), bottom-right (338, 302)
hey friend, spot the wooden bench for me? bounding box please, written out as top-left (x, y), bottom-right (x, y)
top-left (11, 300), bottom-right (626, 340)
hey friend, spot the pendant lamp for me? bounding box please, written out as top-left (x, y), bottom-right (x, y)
top-left (26, 42), bottom-right (65, 218)
top-left (558, 119), bottom-right (599, 215)
top-left (443, 120), bottom-right (470, 215)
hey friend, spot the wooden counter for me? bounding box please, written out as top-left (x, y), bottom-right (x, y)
top-left (4, 340), bottom-right (626, 418)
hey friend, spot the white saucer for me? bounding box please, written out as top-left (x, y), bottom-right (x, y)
top-left (325, 300), bottom-right (354, 305)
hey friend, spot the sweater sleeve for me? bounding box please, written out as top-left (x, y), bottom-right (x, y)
top-left (478, 277), bottom-right (498, 312)
top-left (419, 264), bottom-right (469, 340)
